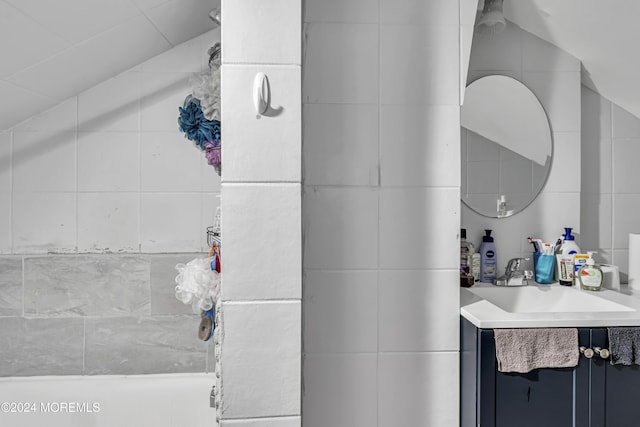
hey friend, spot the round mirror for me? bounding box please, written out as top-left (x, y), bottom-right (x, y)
top-left (461, 75), bottom-right (552, 218)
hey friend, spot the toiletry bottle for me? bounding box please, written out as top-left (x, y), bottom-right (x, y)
top-left (471, 253), bottom-right (481, 282)
top-left (555, 227), bottom-right (580, 284)
top-left (479, 230), bottom-right (497, 283)
top-left (578, 251), bottom-right (603, 291)
top-left (460, 228), bottom-right (475, 275)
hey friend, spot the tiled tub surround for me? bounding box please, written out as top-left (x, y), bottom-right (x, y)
top-left (0, 254), bottom-right (213, 377)
top-left (0, 27), bottom-right (222, 379)
top-left (0, 29), bottom-right (221, 255)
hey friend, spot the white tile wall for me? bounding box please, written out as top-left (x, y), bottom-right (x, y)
top-left (303, 23), bottom-right (379, 104)
top-left (78, 132), bottom-right (140, 192)
top-left (380, 0), bottom-right (458, 25)
top-left (582, 86), bottom-right (613, 195)
top-left (14, 98), bottom-right (78, 132)
top-left (613, 194), bottom-right (640, 249)
top-left (0, 192), bottom-right (10, 253)
top-left (77, 192), bottom-right (139, 252)
top-left (303, 104), bottom-right (379, 186)
top-left (303, 354), bottom-right (378, 427)
top-left (13, 192), bottom-right (76, 253)
top-left (582, 85), bottom-right (612, 142)
top-left (1, 29), bottom-right (220, 255)
top-left (140, 193), bottom-right (202, 253)
top-left (221, 184), bottom-right (301, 300)
top-left (222, 0), bottom-right (301, 65)
top-left (78, 71), bottom-right (141, 132)
top-left (378, 352), bottom-right (459, 427)
top-left (305, 0), bottom-right (378, 23)
top-left (12, 131), bottom-right (76, 192)
top-left (465, 161), bottom-right (499, 194)
top-left (379, 188), bottom-right (459, 270)
top-left (612, 104), bottom-right (640, 138)
top-left (221, 65), bottom-right (301, 182)
top-left (380, 25), bottom-right (459, 106)
top-left (0, 131), bottom-right (10, 192)
top-left (522, 71), bottom-right (581, 132)
top-left (582, 133), bottom-right (612, 195)
top-left (0, 85), bottom-right (55, 133)
top-left (543, 132), bottom-right (581, 193)
top-left (380, 105), bottom-right (460, 187)
top-left (222, 301), bottom-right (301, 419)
top-left (141, 132), bottom-right (203, 192)
top-left (303, 2), bottom-right (460, 426)
top-left (581, 85), bottom-right (640, 280)
top-left (1, 130), bottom-right (12, 253)
top-left (613, 138), bottom-right (640, 194)
top-left (580, 193), bottom-right (612, 251)
top-left (303, 187), bottom-right (378, 270)
top-left (379, 270), bottom-right (459, 352)
top-left (304, 270), bottom-right (378, 353)
top-left (140, 72), bottom-right (192, 132)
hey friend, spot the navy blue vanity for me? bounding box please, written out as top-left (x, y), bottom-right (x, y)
top-left (461, 318), bottom-right (640, 427)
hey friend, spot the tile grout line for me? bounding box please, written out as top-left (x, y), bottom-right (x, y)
top-left (9, 129), bottom-right (14, 254)
top-left (82, 317), bottom-right (86, 374)
top-left (376, 2), bottom-right (382, 427)
top-left (137, 81), bottom-right (143, 254)
top-left (75, 96), bottom-right (79, 254)
top-left (21, 256), bottom-right (24, 317)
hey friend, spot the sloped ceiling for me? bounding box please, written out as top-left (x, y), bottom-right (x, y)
top-left (0, 0), bottom-right (218, 131)
top-left (504, 0), bottom-right (640, 118)
top-left (3, 0), bottom-right (639, 131)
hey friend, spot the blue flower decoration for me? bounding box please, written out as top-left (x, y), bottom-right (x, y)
top-left (178, 96), bottom-right (219, 150)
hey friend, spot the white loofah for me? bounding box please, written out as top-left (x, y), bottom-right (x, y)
top-left (175, 257), bottom-right (221, 313)
top-left (189, 68), bottom-right (221, 121)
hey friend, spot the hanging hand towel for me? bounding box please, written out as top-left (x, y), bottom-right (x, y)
top-left (494, 328), bottom-right (579, 373)
top-left (607, 327), bottom-right (640, 365)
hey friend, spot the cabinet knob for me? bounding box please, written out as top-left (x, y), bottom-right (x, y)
top-left (580, 346), bottom-right (594, 359)
top-left (594, 347), bottom-right (610, 359)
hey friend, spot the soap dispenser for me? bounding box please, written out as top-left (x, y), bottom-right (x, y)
top-left (578, 251), bottom-right (603, 291)
top-left (479, 230), bottom-right (497, 283)
top-left (555, 227), bottom-right (581, 284)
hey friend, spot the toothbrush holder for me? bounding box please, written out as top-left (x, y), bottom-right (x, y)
top-left (534, 252), bottom-right (555, 284)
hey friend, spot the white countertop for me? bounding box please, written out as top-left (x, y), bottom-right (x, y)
top-left (461, 282), bottom-right (640, 328)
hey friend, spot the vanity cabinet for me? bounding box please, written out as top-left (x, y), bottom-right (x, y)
top-left (461, 318), bottom-right (640, 427)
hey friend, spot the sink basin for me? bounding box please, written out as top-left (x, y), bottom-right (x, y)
top-left (469, 285), bottom-right (634, 313)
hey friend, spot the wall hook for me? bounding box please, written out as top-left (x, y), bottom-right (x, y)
top-left (253, 72), bottom-right (270, 115)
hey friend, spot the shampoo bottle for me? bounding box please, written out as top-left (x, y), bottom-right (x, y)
top-left (460, 228), bottom-right (475, 275)
top-left (578, 251), bottom-right (603, 291)
top-left (479, 230), bottom-right (497, 283)
top-left (555, 227), bottom-right (581, 285)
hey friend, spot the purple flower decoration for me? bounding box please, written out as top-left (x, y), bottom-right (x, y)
top-left (205, 141), bottom-right (221, 175)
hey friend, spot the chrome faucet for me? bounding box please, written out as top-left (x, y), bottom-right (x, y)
top-left (494, 257), bottom-right (533, 286)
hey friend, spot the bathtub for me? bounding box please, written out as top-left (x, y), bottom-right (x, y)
top-left (0, 373), bottom-right (216, 427)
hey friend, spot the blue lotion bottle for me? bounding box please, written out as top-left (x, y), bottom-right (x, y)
top-left (480, 229), bottom-right (497, 283)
